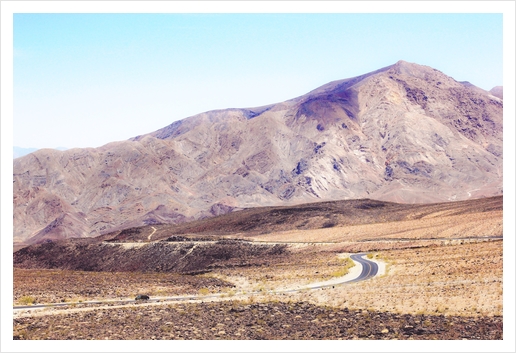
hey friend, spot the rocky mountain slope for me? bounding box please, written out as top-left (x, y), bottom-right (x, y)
top-left (13, 60), bottom-right (503, 244)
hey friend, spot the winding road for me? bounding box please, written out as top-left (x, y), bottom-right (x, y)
top-left (13, 253), bottom-right (381, 312)
top-left (147, 226), bottom-right (157, 241)
top-left (348, 253), bottom-right (379, 283)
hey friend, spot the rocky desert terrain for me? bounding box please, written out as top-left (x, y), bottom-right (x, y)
top-left (13, 301), bottom-right (502, 340)
top-left (13, 196), bottom-right (503, 341)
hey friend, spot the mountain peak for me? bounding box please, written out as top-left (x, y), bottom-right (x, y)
top-left (13, 62), bottom-right (503, 245)
top-left (393, 59), bottom-right (415, 67)
top-left (388, 60), bottom-right (435, 77)
top-left (302, 61), bottom-right (441, 100)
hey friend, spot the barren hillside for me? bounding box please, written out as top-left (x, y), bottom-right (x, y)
top-left (13, 196), bottom-right (502, 271)
top-left (13, 194), bottom-right (503, 340)
top-left (13, 60), bottom-right (503, 244)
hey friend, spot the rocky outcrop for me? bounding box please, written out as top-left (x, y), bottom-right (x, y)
top-left (13, 239), bottom-right (287, 274)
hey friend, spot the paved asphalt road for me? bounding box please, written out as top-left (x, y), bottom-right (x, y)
top-left (347, 253), bottom-right (379, 283)
top-left (14, 253), bottom-right (379, 311)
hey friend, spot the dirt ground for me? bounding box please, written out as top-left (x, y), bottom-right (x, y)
top-left (13, 239), bottom-right (503, 340)
top-left (285, 241), bottom-right (503, 317)
top-left (12, 196), bottom-right (504, 341)
top-left (13, 269), bottom-right (234, 305)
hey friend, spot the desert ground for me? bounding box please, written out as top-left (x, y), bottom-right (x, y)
top-left (13, 197), bottom-right (503, 340)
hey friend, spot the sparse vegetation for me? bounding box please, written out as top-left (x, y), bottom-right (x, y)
top-left (13, 269), bottom-right (233, 304)
top-left (13, 196), bottom-right (503, 340)
top-left (198, 288), bottom-right (210, 296)
top-left (331, 258), bottom-right (355, 277)
top-left (12, 300), bottom-right (502, 340)
top-left (18, 296), bottom-right (36, 306)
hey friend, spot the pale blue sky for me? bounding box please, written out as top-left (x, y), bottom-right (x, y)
top-left (14, 13), bottom-right (503, 149)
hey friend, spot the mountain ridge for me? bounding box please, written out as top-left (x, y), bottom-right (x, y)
top-left (13, 60), bottom-right (503, 245)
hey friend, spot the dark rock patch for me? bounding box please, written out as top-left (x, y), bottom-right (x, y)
top-left (13, 301), bottom-right (503, 340)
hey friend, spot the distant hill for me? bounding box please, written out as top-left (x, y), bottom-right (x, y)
top-left (489, 86), bottom-right (503, 99)
top-left (13, 146), bottom-right (67, 159)
top-left (13, 60), bottom-right (503, 245)
top-left (100, 195), bottom-right (503, 243)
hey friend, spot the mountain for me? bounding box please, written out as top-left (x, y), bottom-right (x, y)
top-left (13, 146), bottom-right (67, 159)
top-left (13, 60), bottom-right (503, 245)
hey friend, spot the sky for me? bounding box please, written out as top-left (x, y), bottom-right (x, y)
top-left (11, 11), bottom-right (504, 150)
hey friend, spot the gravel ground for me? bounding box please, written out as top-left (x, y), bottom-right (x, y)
top-left (13, 268), bottom-right (234, 304)
top-left (13, 300), bottom-right (502, 340)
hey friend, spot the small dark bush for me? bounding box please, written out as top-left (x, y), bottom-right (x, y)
top-left (321, 222), bottom-right (336, 228)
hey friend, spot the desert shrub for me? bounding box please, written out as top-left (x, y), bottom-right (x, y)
top-left (198, 288), bottom-right (210, 295)
top-left (255, 283), bottom-right (267, 292)
top-left (18, 295), bottom-right (36, 305)
top-left (331, 258), bottom-right (355, 277)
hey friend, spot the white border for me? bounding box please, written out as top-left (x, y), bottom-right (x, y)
top-left (0, 0), bottom-right (513, 14)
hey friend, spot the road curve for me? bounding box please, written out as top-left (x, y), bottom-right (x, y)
top-left (14, 253), bottom-right (380, 312)
top-left (147, 226), bottom-right (157, 240)
top-left (347, 253), bottom-right (379, 283)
